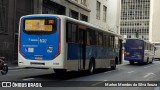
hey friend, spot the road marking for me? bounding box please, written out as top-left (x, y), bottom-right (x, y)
top-left (22, 78), bottom-right (35, 81)
top-left (10, 70), bottom-right (21, 72)
top-left (127, 71), bottom-right (135, 74)
top-left (104, 69), bottom-right (120, 74)
top-left (144, 73), bottom-right (155, 78)
top-left (144, 65), bottom-right (152, 68)
top-left (91, 81), bottom-right (106, 86)
top-left (154, 87), bottom-right (160, 90)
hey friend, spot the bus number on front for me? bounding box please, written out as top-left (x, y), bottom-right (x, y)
top-left (40, 39), bottom-right (47, 43)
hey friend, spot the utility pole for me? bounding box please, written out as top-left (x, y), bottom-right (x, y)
top-left (135, 30), bottom-right (139, 38)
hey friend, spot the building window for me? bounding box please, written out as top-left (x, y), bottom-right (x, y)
top-left (80, 14), bottom-right (88, 22)
top-left (43, 0), bottom-right (66, 15)
top-left (103, 6), bottom-right (107, 22)
top-left (96, 1), bottom-right (101, 20)
top-left (81, 0), bottom-right (87, 6)
top-left (70, 10), bottom-right (79, 20)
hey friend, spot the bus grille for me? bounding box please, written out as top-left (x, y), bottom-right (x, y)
top-left (30, 62), bottom-right (45, 65)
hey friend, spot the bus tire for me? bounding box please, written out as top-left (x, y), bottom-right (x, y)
top-left (150, 58), bottom-right (154, 64)
top-left (88, 58), bottom-right (95, 74)
top-left (145, 58), bottom-right (149, 64)
top-left (54, 69), bottom-right (66, 74)
top-left (110, 60), bottom-right (116, 70)
top-left (110, 63), bottom-right (116, 70)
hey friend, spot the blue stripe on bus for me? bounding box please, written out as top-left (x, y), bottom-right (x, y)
top-left (124, 58), bottom-right (144, 62)
top-left (67, 43), bottom-right (118, 60)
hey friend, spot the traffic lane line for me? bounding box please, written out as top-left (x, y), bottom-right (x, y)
top-left (104, 69), bottom-right (120, 74)
top-left (127, 71), bottom-right (135, 74)
top-left (144, 73), bottom-right (156, 78)
top-left (22, 78), bottom-right (35, 81)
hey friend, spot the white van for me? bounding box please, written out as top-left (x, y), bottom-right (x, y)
top-left (154, 43), bottom-right (160, 60)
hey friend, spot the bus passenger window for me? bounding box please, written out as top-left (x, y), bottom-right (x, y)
top-left (66, 22), bottom-right (78, 43)
top-left (67, 23), bottom-right (72, 42)
top-left (87, 31), bottom-right (90, 45)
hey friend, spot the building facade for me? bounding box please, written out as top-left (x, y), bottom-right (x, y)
top-left (106, 0), bottom-right (121, 33)
top-left (0, 0), bottom-right (37, 64)
top-left (88, 0), bottom-right (108, 30)
top-left (42, 0), bottom-right (90, 22)
top-left (0, 0), bottom-right (121, 64)
top-left (120, 0), bottom-right (150, 41)
top-left (150, 0), bottom-right (160, 43)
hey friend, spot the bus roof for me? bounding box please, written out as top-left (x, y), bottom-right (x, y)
top-left (21, 14), bottom-right (123, 39)
top-left (126, 38), bottom-right (154, 45)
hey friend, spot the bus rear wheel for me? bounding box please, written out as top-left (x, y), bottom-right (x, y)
top-left (150, 58), bottom-right (154, 64)
top-left (110, 63), bottom-right (116, 70)
top-left (111, 58), bottom-right (118, 70)
top-left (145, 58), bottom-right (149, 65)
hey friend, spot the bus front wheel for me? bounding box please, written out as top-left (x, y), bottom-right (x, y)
top-left (88, 58), bottom-right (95, 74)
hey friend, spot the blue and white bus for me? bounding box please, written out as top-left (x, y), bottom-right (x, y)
top-left (124, 39), bottom-right (155, 64)
top-left (18, 14), bottom-right (123, 74)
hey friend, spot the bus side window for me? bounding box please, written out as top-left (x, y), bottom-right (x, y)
top-left (66, 23), bottom-right (72, 42)
top-left (106, 34), bottom-right (109, 47)
top-left (109, 35), bottom-right (115, 48)
top-left (87, 29), bottom-right (97, 45)
top-left (98, 32), bottom-right (103, 46)
top-left (103, 34), bottom-right (106, 47)
top-left (95, 31), bottom-right (99, 45)
top-left (72, 24), bottom-right (78, 43)
top-left (66, 22), bottom-right (78, 43)
top-left (87, 31), bottom-right (91, 45)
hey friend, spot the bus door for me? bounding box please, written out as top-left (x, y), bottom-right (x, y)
top-left (78, 28), bottom-right (86, 70)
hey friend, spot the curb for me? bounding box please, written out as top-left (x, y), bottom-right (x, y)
top-left (8, 67), bottom-right (24, 70)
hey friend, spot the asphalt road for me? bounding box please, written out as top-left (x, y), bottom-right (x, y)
top-left (1, 61), bottom-right (160, 90)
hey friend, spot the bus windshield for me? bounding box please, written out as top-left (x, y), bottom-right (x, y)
top-left (126, 39), bottom-right (143, 50)
top-left (24, 19), bottom-right (57, 34)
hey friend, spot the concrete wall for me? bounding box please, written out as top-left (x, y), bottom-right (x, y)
top-left (88, 0), bottom-right (108, 30)
top-left (151, 0), bottom-right (160, 43)
top-left (88, 0), bottom-right (120, 33)
top-left (107, 0), bottom-right (121, 33)
top-left (49, 0), bottom-right (90, 20)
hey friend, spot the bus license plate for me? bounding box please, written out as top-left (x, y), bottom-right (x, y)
top-left (35, 56), bottom-right (43, 60)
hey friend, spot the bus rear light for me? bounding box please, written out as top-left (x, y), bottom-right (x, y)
top-left (124, 51), bottom-right (130, 56)
top-left (126, 52), bottom-right (130, 55)
top-left (53, 54), bottom-right (59, 58)
top-left (124, 51), bottom-right (126, 56)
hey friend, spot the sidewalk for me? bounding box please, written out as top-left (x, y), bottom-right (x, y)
top-left (7, 63), bottom-right (24, 70)
top-left (8, 66), bottom-right (24, 70)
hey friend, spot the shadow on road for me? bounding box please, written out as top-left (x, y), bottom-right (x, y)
top-left (125, 62), bottom-right (154, 66)
top-left (22, 68), bottom-right (113, 81)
